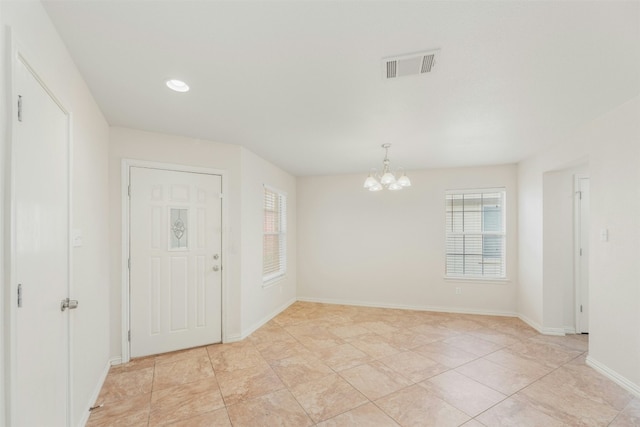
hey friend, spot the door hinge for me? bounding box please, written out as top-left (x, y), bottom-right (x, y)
top-left (17, 95), bottom-right (22, 122)
top-left (128, 185), bottom-right (131, 197)
top-left (17, 284), bottom-right (22, 307)
top-left (580, 305), bottom-right (583, 313)
top-left (219, 193), bottom-right (223, 199)
top-left (128, 330), bottom-right (131, 342)
top-left (128, 258), bottom-right (131, 269)
top-left (580, 248), bottom-right (583, 256)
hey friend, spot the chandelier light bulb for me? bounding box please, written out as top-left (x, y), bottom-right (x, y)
top-left (369, 182), bottom-right (383, 191)
top-left (397, 174), bottom-right (412, 187)
top-left (363, 173), bottom-right (379, 189)
top-left (380, 172), bottom-right (396, 185)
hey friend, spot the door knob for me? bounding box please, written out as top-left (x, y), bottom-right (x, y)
top-left (60, 298), bottom-right (79, 312)
top-left (212, 265), bottom-right (219, 272)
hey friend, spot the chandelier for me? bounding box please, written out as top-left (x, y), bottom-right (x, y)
top-left (363, 144), bottom-right (412, 191)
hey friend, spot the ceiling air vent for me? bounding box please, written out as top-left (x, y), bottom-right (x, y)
top-left (383, 49), bottom-right (440, 79)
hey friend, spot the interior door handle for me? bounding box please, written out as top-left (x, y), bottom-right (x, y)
top-left (60, 298), bottom-right (79, 312)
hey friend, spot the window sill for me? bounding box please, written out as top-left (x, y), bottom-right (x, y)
top-left (444, 276), bottom-right (510, 285)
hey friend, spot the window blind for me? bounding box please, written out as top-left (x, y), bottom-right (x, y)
top-left (445, 190), bottom-right (506, 278)
top-left (263, 186), bottom-right (287, 282)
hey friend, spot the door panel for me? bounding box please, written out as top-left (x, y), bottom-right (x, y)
top-left (130, 167), bottom-right (222, 357)
top-left (13, 57), bottom-right (70, 426)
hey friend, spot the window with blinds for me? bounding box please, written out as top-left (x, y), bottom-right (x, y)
top-left (445, 189), bottom-right (506, 279)
top-left (263, 186), bottom-right (287, 283)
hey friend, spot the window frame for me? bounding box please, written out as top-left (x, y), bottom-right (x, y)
top-left (444, 188), bottom-right (507, 281)
top-left (262, 184), bottom-right (287, 285)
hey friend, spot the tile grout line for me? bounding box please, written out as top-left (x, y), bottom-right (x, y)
top-left (282, 318), bottom-right (406, 425)
top-left (470, 348), bottom-right (589, 425)
top-left (284, 322), bottom-right (371, 426)
top-left (146, 358), bottom-right (157, 426)
top-left (205, 345), bottom-right (234, 426)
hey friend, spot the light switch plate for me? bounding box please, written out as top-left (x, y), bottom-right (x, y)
top-left (600, 229), bottom-right (609, 242)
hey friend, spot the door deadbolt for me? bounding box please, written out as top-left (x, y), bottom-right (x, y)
top-left (60, 298), bottom-right (79, 312)
top-left (213, 254), bottom-right (219, 260)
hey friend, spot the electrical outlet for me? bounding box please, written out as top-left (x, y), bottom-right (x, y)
top-left (455, 287), bottom-right (462, 295)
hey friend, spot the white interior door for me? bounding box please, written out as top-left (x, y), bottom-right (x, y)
top-left (130, 167), bottom-right (222, 357)
top-left (577, 177), bottom-right (590, 333)
top-left (12, 56), bottom-right (70, 426)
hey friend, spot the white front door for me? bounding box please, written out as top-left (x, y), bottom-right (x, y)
top-left (577, 177), bottom-right (590, 334)
top-left (13, 56), bottom-right (70, 426)
top-left (130, 167), bottom-right (222, 357)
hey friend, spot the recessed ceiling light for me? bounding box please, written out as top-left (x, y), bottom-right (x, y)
top-left (166, 79), bottom-right (189, 92)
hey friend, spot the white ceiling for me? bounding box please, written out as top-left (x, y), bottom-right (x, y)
top-left (43, 1), bottom-right (640, 176)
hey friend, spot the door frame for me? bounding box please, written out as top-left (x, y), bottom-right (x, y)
top-left (574, 174), bottom-right (589, 334)
top-left (5, 32), bottom-right (74, 425)
top-left (121, 159), bottom-right (228, 363)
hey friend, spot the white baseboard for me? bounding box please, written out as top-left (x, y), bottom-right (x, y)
top-left (240, 297), bottom-right (297, 340)
top-left (517, 313), bottom-right (565, 336)
top-left (517, 313), bottom-right (543, 333)
top-left (109, 356), bottom-right (122, 366)
top-left (587, 355), bottom-right (640, 398)
top-left (76, 358), bottom-right (113, 427)
top-left (540, 327), bottom-right (566, 336)
top-left (223, 334), bottom-right (243, 344)
top-left (564, 326), bottom-right (577, 335)
top-left (296, 296), bottom-right (518, 318)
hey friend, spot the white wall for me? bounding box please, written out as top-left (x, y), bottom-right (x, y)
top-left (518, 96), bottom-right (640, 394)
top-left (587, 98), bottom-right (640, 394)
top-left (517, 163), bottom-right (545, 328)
top-left (297, 165), bottom-right (518, 315)
top-left (0, 2), bottom-right (111, 425)
top-left (240, 148), bottom-right (297, 335)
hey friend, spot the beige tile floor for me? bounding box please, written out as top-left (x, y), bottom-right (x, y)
top-left (88, 302), bottom-right (640, 426)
